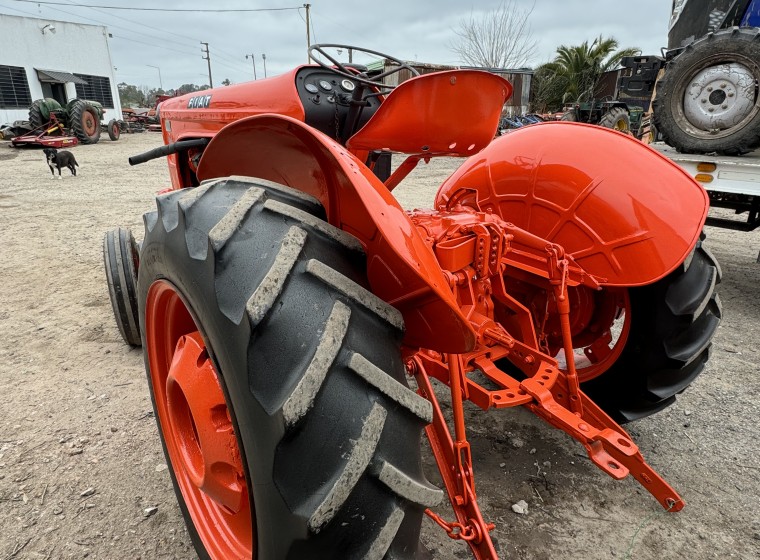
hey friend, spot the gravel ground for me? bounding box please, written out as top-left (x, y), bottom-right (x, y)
top-left (1, 132), bottom-right (758, 559)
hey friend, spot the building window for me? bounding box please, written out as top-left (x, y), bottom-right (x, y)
top-left (74, 74), bottom-right (114, 108)
top-left (0, 65), bottom-right (32, 109)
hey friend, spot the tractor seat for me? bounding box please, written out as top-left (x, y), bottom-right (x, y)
top-left (346, 69), bottom-right (513, 158)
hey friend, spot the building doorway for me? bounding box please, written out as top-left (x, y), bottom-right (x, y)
top-left (41, 81), bottom-right (67, 105)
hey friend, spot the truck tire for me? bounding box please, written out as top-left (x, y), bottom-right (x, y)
top-left (70, 100), bottom-right (101, 144)
top-left (560, 109), bottom-right (578, 122)
top-left (103, 227), bottom-right (141, 347)
top-left (581, 237), bottom-right (722, 422)
top-left (138, 178), bottom-right (441, 559)
top-left (653, 27), bottom-right (760, 155)
top-left (598, 106), bottom-right (631, 133)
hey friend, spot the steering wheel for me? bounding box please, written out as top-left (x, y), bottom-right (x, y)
top-left (308, 43), bottom-right (419, 89)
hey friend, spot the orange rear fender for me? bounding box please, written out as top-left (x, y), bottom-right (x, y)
top-left (435, 122), bottom-right (710, 286)
top-left (196, 114), bottom-right (476, 352)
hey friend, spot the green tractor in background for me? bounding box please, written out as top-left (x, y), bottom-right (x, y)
top-left (28, 98), bottom-right (120, 144)
top-left (561, 100), bottom-right (643, 135)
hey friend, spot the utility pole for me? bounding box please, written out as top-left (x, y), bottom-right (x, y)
top-left (245, 53), bottom-right (257, 80)
top-left (147, 64), bottom-right (162, 90)
top-left (262, 53), bottom-right (267, 78)
top-left (304, 3), bottom-right (311, 63)
top-left (201, 41), bottom-right (213, 88)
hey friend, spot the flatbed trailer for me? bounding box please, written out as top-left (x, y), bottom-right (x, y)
top-left (651, 143), bottom-right (760, 232)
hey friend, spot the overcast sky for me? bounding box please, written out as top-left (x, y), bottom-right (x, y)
top-left (1, 0), bottom-right (673, 90)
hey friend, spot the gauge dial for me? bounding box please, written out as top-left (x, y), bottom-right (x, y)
top-left (318, 80), bottom-right (333, 91)
top-left (304, 83), bottom-right (319, 94)
top-left (341, 79), bottom-right (355, 92)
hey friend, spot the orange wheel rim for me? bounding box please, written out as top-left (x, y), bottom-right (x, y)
top-left (556, 287), bottom-right (632, 383)
top-left (145, 280), bottom-right (254, 558)
top-left (83, 112), bottom-right (98, 135)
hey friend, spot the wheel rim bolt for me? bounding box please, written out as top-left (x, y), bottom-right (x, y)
top-left (728, 92), bottom-right (735, 97)
top-left (701, 98), bottom-right (707, 103)
top-left (720, 83), bottom-right (727, 88)
top-left (708, 107), bottom-right (715, 112)
top-left (722, 105), bottom-right (728, 109)
top-left (706, 86), bottom-right (713, 92)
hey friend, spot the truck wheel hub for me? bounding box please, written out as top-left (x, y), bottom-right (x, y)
top-left (683, 62), bottom-right (756, 131)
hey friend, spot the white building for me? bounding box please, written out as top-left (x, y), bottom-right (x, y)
top-left (0, 13), bottom-right (122, 126)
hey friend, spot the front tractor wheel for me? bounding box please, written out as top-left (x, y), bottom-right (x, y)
top-left (138, 178), bottom-right (441, 559)
top-left (107, 119), bottom-right (120, 141)
top-left (103, 227), bottom-right (141, 346)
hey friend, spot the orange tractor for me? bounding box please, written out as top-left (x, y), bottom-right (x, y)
top-left (105, 45), bottom-right (721, 559)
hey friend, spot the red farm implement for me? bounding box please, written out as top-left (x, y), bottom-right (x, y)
top-left (10, 114), bottom-right (78, 148)
top-left (105, 44), bottom-right (721, 559)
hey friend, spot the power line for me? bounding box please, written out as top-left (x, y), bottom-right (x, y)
top-left (8, 0), bottom-right (300, 12)
top-left (0, 1), bottom-right (41, 17)
top-left (58, 0), bottom-right (200, 47)
top-left (110, 34), bottom-right (193, 57)
top-left (44, 1), bottom-right (199, 51)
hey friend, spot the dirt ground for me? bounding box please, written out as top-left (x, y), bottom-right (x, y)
top-left (1, 132), bottom-right (758, 560)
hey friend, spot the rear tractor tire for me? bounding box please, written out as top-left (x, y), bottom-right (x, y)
top-left (581, 236), bottom-right (722, 422)
top-left (28, 100), bottom-right (45, 130)
top-left (138, 178), bottom-right (441, 559)
top-left (103, 227), bottom-right (141, 347)
top-left (70, 100), bottom-right (101, 144)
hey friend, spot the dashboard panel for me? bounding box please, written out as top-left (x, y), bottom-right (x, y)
top-left (295, 67), bottom-right (382, 141)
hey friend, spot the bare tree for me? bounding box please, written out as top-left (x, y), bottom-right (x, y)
top-left (450, 1), bottom-right (537, 69)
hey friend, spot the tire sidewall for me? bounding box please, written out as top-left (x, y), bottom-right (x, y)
top-left (138, 230), bottom-right (281, 559)
top-left (108, 119), bottom-right (120, 141)
top-left (71, 101), bottom-right (102, 144)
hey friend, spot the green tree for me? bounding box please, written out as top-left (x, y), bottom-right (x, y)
top-left (117, 82), bottom-right (147, 108)
top-left (533, 36), bottom-right (640, 110)
top-left (221, 78), bottom-right (232, 86)
top-left (175, 83), bottom-right (209, 95)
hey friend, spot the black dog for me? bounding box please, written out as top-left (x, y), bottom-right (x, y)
top-left (43, 147), bottom-right (79, 179)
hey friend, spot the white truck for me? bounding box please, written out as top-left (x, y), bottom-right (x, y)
top-left (652, 144), bottom-right (760, 251)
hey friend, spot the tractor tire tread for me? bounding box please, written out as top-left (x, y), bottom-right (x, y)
top-left (140, 177), bottom-right (438, 559)
top-left (103, 227), bottom-right (141, 346)
top-left (582, 240), bottom-right (721, 422)
top-left (598, 106), bottom-right (631, 131)
top-left (69, 99), bottom-right (101, 145)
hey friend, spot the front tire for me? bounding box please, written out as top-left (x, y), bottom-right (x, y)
top-left (107, 119), bottom-right (120, 141)
top-left (138, 178), bottom-right (441, 559)
top-left (103, 227), bottom-right (141, 346)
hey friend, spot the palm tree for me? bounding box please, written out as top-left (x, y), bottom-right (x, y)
top-left (533, 36), bottom-right (640, 110)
